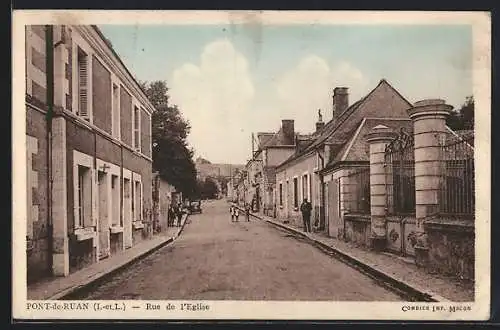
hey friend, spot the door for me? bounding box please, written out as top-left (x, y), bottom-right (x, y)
top-left (327, 179), bottom-right (341, 238)
top-left (123, 178), bottom-right (132, 248)
top-left (98, 171), bottom-right (110, 259)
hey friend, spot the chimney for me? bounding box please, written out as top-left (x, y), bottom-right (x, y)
top-left (281, 119), bottom-right (295, 145)
top-left (316, 108), bottom-right (325, 132)
top-left (332, 87), bottom-right (349, 120)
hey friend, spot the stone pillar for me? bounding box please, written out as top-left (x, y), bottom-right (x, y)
top-left (51, 117), bottom-right (69, 276)
top-left (408, 99), bottom-right (453, 266)
top-left (365, 125), bottom-right (397, 251)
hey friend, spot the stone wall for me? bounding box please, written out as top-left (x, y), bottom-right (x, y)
top-left (26, 105), bottom-right (51, 284)
top-left (425, 219), bottom-right (475, 280)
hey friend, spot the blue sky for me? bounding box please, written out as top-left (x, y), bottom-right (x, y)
top-left (98, 24), bottom-right (472, 164)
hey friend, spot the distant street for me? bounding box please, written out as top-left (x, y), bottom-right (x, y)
top-left (76, 199), bottom-right (402, 301)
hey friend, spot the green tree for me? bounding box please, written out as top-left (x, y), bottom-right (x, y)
top-left (447, 96), bottom-right (474, 131)
top-left (141, 81), bottom-right (198, 197)
top-left (197, 177), bottom-right (219, 199)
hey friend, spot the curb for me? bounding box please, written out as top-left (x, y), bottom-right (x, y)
top-left (246, 210), bottom-right (448, 302)
top-left (55, 215), bottom-right (190, 300)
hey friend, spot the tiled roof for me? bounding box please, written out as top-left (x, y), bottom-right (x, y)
top-left (327, 118), bottom-right (413, 166)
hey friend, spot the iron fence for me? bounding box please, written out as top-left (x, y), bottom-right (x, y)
top-left (345, 166), bottom-right (371, 214)
top-left (439, 134), bottom-right (475, 217)
top-left (384, 128), bottom-right (416, 215)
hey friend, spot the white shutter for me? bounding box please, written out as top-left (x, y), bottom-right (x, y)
top-left (78, 54), bottom-right (89, 119)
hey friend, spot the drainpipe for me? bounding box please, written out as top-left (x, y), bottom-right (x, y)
top-left (45, 25), bottom-right (54, 271)
top-left (317, 151), bottom-right (325, 230)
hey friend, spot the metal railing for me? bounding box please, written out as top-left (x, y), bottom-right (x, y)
top-left (345, 167), bottom-right (371, 214)
top-left (385, 128), bottom-right (416, 215)
top-left (439, 135), bottom-right (475, 217)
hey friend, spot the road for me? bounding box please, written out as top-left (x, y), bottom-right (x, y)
top-left (76, 199), bottom-right (402, 301)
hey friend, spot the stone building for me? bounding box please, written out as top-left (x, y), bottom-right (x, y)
top-left (270, 79), bottom-right (475, 280)
top-left (26, 25), bottom-right (155, 283)
top-left (275, 80), bottom-right (411, 230)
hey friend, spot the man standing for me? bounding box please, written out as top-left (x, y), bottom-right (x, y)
top-left (167, 205), bottom-right (175, 227)
top-left (245, 203), bottom-right (250, 222)
top-left (176, 203), bottom-right (183, 227)
top-left (300, 198), bottom-right (312, 233)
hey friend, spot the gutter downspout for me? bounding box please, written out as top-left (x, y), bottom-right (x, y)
top-left (45, 25), bottom-right (54, 272)
top-left (317, 151), bottom-right (325, 231)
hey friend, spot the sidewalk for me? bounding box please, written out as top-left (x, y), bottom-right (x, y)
top-left (247, 210), bottom-right (474, 302)
top-left (28, 215), bottom-right (189, 300)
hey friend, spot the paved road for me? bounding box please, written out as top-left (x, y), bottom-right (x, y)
top-left (77, 199), bottom-right (402, 301)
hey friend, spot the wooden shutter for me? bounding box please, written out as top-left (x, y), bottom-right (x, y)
top-left (78, 52), bottom-right (89, 119)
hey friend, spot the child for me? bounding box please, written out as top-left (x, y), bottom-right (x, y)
top-left (234, 206), bottom-right (240, 222)
top-left (230, 204), bottom-right (235, 222)
top-left (245, 204), bottom-right (250, 222)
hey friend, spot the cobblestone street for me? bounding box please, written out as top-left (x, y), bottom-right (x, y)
top-left (75, 199), bottom-right (402, 301)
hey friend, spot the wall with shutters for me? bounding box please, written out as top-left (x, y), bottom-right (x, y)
top-left (141, 108), bottom-right (151, 158)
top-left (120, 87), bottom-right (133, 147)
top-left (92, 55), bottom-right (112, 135)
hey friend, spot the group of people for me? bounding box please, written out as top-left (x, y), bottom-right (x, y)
top-left (167, 203), bottom-right (185, 227)
top-left (227, 198), bottom-right (312, 233)
top-left (229, 203), bottom-right (251, 222)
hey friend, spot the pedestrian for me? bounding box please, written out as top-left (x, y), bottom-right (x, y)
top-left (167, 205), bottom-right (175, 227)
top-left (176, 203), bottom-right (183, 227)
top-left (234, 206), bottom-right (240, 222)
top-left (245, 203), bottom-right (250, 222)
top-left (229, 204), bottom-right (234, 222)
top-left (300, 198), bottom-right (312, 233)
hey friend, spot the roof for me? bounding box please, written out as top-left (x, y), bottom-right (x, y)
top-left (327, 118), bottom-right (413, 167)
top-left (277, 79), bottom-right (412, 169)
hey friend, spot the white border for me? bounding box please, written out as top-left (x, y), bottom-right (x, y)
top-left (12, 10), bottom-right (491, 321)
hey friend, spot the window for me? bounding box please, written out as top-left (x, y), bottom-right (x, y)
top-left (111, 174), bottom-right (120, 226)
top-left (133, 106), bottom-right (141, 151)
top-left (76, 165), bottom-right (92, 228)
top-left (302, 174), bottom-right (308, 201)
top-left (293, 177), bottom-right (298, 208)
top-left (133, 180), bottom-right (142, 222)
top-left (279, 183), bottom-right (283, 206)
top-left (112, 83), bottom-right (120, 138)
top-left (77, 47), bottom-right (89, 120)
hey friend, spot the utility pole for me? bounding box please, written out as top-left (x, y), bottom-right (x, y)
top-left (251, 133), bottom-right (254, 158)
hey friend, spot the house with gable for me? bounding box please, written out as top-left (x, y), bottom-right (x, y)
top-left (275, 80), bottom-right (413, 232)
top-left (244, 120), bottom-right (313, 216)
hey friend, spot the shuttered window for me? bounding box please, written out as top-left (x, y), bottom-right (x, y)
top-left (77, 48), bottom-right (89, 120)
top-left (133, 106), bottom-right (141, 151)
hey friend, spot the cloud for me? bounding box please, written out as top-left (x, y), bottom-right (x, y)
top-left (169, 39), bottom-right (255, 163)
top-left (272, 55), bottom-right (369, 133)
top-left (170, 47), bottom-right (369, 164)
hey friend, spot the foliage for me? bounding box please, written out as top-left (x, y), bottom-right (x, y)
top-left (141, 80), bottom-right (198, 197)
top-left (196, 177), bottom-right (219, 200)
top-left (446, 96), bottom-right (474, 131)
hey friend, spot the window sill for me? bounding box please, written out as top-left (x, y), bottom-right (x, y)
top-left (133, 221), bottom-right (145, 230)
top-left (110, 225), bottom-right (124, 234)
top-left (74, 227), bottom-right (96, 241)
top-left (279, 205), bottom-right (283, 209)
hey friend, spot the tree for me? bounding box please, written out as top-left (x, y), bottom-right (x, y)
top-left (447, 96), bottom-right (474, 131)
top-left (196, 177), bottom-right (219, 199)
top-left (141, 80), bottom-right (198, 197)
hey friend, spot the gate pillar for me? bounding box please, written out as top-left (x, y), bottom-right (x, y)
top-left (365, 125), bottom-right (397, 251)
top-left (408, 99), bottom-right (453, 266)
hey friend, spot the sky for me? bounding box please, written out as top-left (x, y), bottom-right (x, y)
top-left (98, 24), bottom-right (472, 164)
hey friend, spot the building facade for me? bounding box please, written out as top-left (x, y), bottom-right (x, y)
top-left (26, 25), bottom-right (155, 283)
top-left (275, 80), bottom-right (412, 230)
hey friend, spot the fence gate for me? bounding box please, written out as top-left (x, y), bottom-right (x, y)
top-left (384, 128), bottom-right (416, 256)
